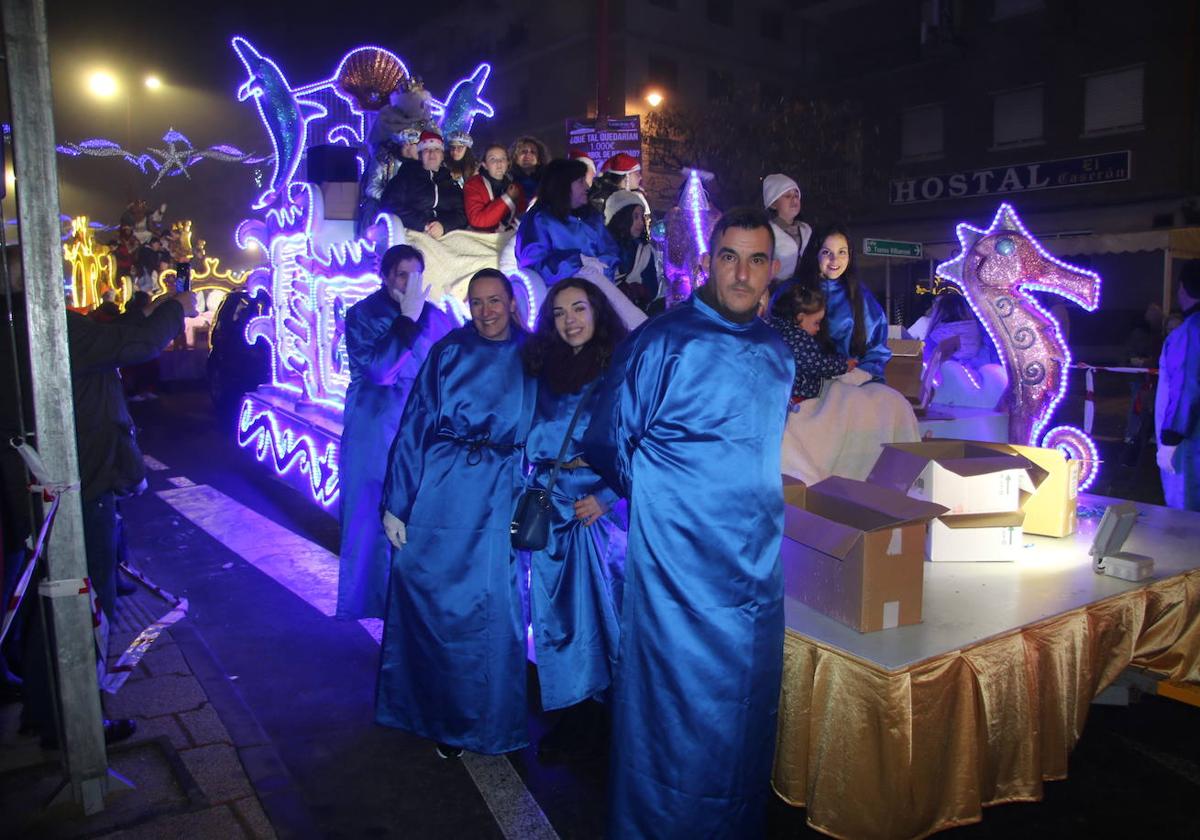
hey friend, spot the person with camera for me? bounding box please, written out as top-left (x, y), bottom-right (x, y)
top-left (376, 268), bottom-right (534, 759)
top-left (520, 277), bottom-right (628, 761)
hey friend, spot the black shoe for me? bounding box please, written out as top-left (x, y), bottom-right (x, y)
top-left (116, 576), bottom-right (138, 596)
top-left (39, 718), bottom-right (138, 750)
top-left (435, 743), bottom-right (463, 759)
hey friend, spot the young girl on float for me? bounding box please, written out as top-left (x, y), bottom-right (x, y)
top-left (762, 173), bottom-right (812, 282)
top-left (768, 282), bottom-right (856, 409)
top-left (777, 224), bottom-right (920, 484)
top-left (522, 277), bottom-right (629, 761)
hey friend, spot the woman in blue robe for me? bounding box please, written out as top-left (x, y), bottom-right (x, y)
top-left (788, 223), bottom-right (891, 378)
top-left (583, 212), bottom-right (794, 838)
top-left (516, 158), bottom-right (619, 285)
top-left (337, 245), bottom-right (455, 619)
top-left (521, 278), bottom-right (628, 758)
top-left (377, 269), bottom-right (535, 757)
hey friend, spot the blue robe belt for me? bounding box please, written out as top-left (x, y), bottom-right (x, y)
top-left (437, 430), bottom-right (525, 466)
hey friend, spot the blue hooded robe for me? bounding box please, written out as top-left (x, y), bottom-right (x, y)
top-left (376, 325), bottom-right (535, 754)
top-left (515, 204), bottom-right (619, 284)
top-left (337, 292), bottom-right (455, 619)
top-left (583, 293), bottom-right (794, 839)
top-left (822, 277), bottom-right (892, 378)
top-left (1156, 307), bottom-right (1200, 510)
top-left (526, 379), bottom-right (625, 711)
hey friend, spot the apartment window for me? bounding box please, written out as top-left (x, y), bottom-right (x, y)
top-left (993, 0), bottom-right (1043, 19)
top-left (1084, 66), bottom-right (1144, 134)
top-left (647, 54), bottom-right (679, 90)
top-left (900, 104), bottom-right (944, 160)
top-left (993, 86), bottom-right (1044, 147)
top-left (706, 0), bottom-right (733, 27)
top-left (707, 68), bottom-right (734, 102)
top-left (760, 10), bottom-right (784, 41)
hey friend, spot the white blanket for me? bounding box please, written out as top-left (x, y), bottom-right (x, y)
top-left (782, 380), bottom-right (921, 485)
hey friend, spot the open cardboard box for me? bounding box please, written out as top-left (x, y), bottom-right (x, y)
top-left (928, 511), bottom-right (1025, 562)
top-left (965, 442), bottom-right (1081, 537)
top-left (866, 440), bottom-right (1047, 516)
top-left (781, 475), bottom-right (947, 633)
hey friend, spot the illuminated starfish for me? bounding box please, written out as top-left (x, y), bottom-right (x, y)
top-left (144, 128), bottom-right (197, 187)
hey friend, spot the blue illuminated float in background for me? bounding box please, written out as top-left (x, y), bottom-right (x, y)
top-left (228, 36), bottom-right (498, 507)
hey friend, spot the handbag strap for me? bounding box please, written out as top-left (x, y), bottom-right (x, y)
top-left (543, 380), bottom-right (598, 497)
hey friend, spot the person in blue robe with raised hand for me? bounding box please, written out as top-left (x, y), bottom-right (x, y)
top-left (377, 268), bottom-right (534, 758)
top-left (1156, 260), bottom-right (1200, 510)
top-left (584, 207), bottom-right (794, 838)
top-left (337, 244), bottom-right (455, 620)
top-left (521, 277), bottom-right (629, 762)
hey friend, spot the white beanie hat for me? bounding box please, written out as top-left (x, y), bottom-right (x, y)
top-left (605, 189), bottom-right (649, 225)
top-left (762, 173), bottom-right (801, 211)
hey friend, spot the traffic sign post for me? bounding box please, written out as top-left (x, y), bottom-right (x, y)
top-left (862, 239), bottom-right (924, 324)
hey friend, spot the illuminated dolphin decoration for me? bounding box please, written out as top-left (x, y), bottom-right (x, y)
top-left (231, 36), bottom-right (327, 208)
top-left (662, 168), bottom-right (719, 308)
top-left (433, 63), bottom-right (494, 137)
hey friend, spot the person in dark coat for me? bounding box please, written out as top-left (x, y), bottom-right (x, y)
top-left (379, 130), bottom-right (467, 238)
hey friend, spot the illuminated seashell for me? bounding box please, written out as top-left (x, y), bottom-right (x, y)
top-left (336, 48), bottom-right (407, 112)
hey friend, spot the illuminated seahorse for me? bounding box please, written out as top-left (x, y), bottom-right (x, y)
top-left (935, 204), bottom-right (1101, 480)
top-left (661, 168), bottom-right (720, 308)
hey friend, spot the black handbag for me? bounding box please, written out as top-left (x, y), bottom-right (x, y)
top-left (511, 383), bottom-right (596, 551)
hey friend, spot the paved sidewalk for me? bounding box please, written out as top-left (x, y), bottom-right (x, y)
top-left (0, 580), bottom-right (282, 839)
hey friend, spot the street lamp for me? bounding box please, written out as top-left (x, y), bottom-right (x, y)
top-left (144, 75), bottom-right (163, 91)
top-left (87, 70), bottom-right (119, 99)
top-left (645, 90), bottom-right (664, 108)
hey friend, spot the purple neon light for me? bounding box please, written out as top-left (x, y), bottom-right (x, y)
top-left (935, 203), bottom-right (1101, 452)
top-left (512, 269), bottom-right (539, 330)
top-left (1042, 424), bottom-right (1100, 491)
top-left (684, 169), bottom-right (708, 257)
top-left (236, 397), bottom-right (340, 506)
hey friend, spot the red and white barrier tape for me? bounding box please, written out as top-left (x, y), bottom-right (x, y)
top-left (100, 563), bottom-right (189, 694)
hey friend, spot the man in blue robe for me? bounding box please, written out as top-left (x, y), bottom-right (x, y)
top-left (1156, 260), bottom-right (1200, 510)
top-left (584, 207), bottom-right (794, 838)
top-left (337, 244), bottom-right (454, 619)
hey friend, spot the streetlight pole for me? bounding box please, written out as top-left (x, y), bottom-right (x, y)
top-left (2, 0), bottom-right (111, 814)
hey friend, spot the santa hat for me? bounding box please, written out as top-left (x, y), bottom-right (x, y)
top-left (762, 173), bottom-right (801, 210)
top-left (568, 148), bottom-right (596, 175)
top-left (416, 130), bottom-right (444, 151)
top-left (447, 130), bottom-right (473, 148)
top-left (602, 152), bottom-right (641, 175)
top-left (604, 189), bottom-right (649, 225)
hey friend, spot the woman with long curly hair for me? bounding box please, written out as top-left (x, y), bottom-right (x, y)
top-left (521, 276), bottom-right (629, 761)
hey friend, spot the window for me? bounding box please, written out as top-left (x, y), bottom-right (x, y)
top-left (1084, 66), bottom-right (1144, 134)
top-left (706, 0), bottom-right (733, 27)
top-left (900, 104), bottom-right (944, 160)
top-left (707, 68), bottom-right (734, 102)
top-left (993, 0), bottom-right (1043, 19)
top-left (760, 10), bottom-right (784, 41)
top-left (648, 54), bottom-right (679, 90)
top-left (992, 86), bottom-right (1043, 147)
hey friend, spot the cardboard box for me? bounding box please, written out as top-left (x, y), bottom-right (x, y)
top-left (927, 511), bottom-right (1025, 562)
top-left (884, 353), bottom-right (925, 403)
top-left (867, 440), bottom-right (1047, 515)
top-left (781, 476), bottom-right (947, 633)
top-left (968, 442), bottom-right (1080, 537)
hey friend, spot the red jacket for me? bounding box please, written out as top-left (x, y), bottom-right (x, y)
top-left (464, 174), bottom-right (527, 232)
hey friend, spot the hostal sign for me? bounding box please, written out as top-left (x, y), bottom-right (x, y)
top-left (891, 151), bottom-right (1131, 205)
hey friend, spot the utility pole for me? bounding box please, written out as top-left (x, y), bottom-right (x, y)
top-left (2, 0), bottom-right (111, 813)
top-left (595, 0), bottom-right (610, 119)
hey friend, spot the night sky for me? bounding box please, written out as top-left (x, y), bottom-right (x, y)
top-left (5, 2), bottom-right (471, 268)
